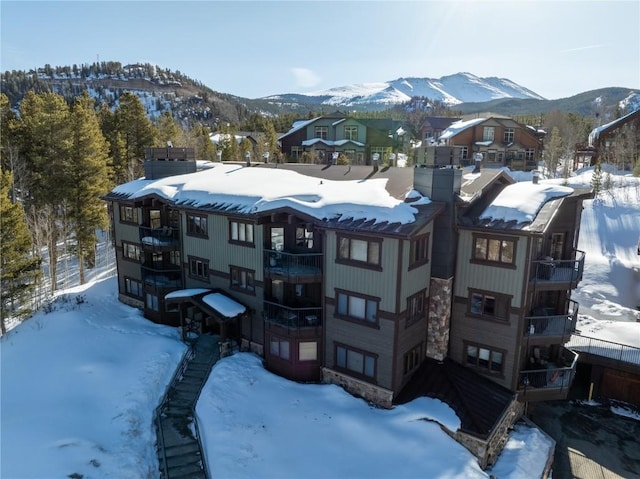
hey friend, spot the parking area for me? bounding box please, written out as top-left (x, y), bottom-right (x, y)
top-left (527, 400), bottom-right (640, 479)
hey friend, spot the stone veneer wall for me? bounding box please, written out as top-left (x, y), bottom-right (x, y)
top-left (321, 368), bottom-right (394, 408)
top-left (119, 294), bottom-right (143, 310)
top-left (241, 339), bottom-right (264, 356)
top-left (427, 277), bottom-right (453, 361)
top-left (452, 398), bottom-right (524, 470)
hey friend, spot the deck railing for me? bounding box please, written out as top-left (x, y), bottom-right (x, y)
top-left (264, 301), bottom-right (322, 329)
top-left (139, 225), bottom-right (180, 250)
top-left (264, 250), bottom-right (322, 281)
top-left (525, 300), bottom-right (578, 338)
top-left (519, 347), bottom-right (578, 391)
top-left (567, 333), bottom-right (640, 367)
top-left (531, 250), bottom-right (585, 287)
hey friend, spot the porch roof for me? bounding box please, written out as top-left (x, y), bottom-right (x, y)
top-left (202, 293), bottom-right (246, 318)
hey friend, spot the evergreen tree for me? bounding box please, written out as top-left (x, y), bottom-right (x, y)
top-left (67, 93), bottom-right (113, 283)
top-left (545, 127), bottom-right (563, 178)
top-left (1, 170), bottom-right (41, 333)
top-left (115, 92), bottom-right (155, 181)
top-left (154, 111), bottom-right (183, 147)
top-left (591, 161), bottom-right (603, 198)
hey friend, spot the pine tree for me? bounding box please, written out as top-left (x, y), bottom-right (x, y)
top-left (67, 93), bottom-right (113, 283)
top-left (155, 111), bottom-right (183, 147)
top-left (591, 161), bottom-right (603, 198)
top-left (115, 92), bottom-right (155, 181)
top-left (1, 170), bottom-right (41, 333)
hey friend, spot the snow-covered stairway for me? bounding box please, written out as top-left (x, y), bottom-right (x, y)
top-left (154, 335), bottom-right (219, 479)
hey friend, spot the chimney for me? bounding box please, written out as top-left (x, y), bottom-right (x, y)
top-left (472, 152), bottom-right (483, 173)
top-left (532, 170), bottom-right (540, 184)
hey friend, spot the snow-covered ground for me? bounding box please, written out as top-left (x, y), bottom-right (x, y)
top-left (1, 165), bottom-right (638, 478)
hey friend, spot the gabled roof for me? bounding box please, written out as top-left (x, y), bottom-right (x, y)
top-left (278, 118), bottom-right (319, 140)
top-left (301, 138), bottom-right (365, 147)
top-left (395, 358), bottom-right (516, 439)
top-left (439, 118), bottom-right (486, 140)
top-left (588, 109), bottom-right (640, 147)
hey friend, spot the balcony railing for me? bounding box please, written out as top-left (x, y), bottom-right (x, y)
top-left (264, 250), bottom-right (322, 282)
top-left (525, 300), bottom-right (578, 338)
top-left (139, 226), bottom-right (180, 250)
top-left (519, 347), bottom-right (578, 391)
top-left (531, 250), bottom-right (585, 288)
top-left (264, 301), bottom-right (322, 329)
top-left (141, 264), bottom-right (182, 289)
top-left (567, 334), bottom-right (640, 367)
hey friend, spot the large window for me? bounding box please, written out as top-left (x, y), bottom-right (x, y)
top-left (122, 241), bottom-right (141, 262)
top-left (229, 220), bottom-right (254, 245)
top-left (270, 337), bottom-right (290, 360)
top-left (336, 290), bottom-right (378, 325)
top-left (503, 128), bottom-right (515, 143)
top-left (460, 146), bottom-right (468, 161)
top-left (186, 213), bottom-right (208, 237)
top-left (483, 127), bottom-right (495, 141)
top-left (230, 266), bottom-right (255, 294)
top-left (465, 342), bottom-right (504, 375)
top-left (409, 234), bottom-right (429, 268)
top-left (296, 226), bottom-right (314, 249)
top-left (188, 256), bottom-right (209, 281)
top-left (338, 235), bottom-right (381, 268)
top-left (468, 289), bottom-right (510, 321)
top-left (525, 148), bottom-right (535, 161)
top-left (145, 293), bottom-right (159, 312)
top-left (315, 126), bottom-right (328, 140)
top-left (406, 290), bottom-right (427, 327)
top-left (336, 344), bottom-right (376, 379)
top-left (403, 343), bottom-right (423, 375)
top-left (119, 205), bottom-right (138, 224)
top-left (344, 126), bottom-right (358, 141)
top-left (472, 234), bottom-right (516, 266)
top-left (124, 277), bottom-right (143, 298)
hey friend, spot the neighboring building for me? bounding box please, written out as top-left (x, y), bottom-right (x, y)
top-left (574, 108), bottom-right (640, 169)
top-left (278, 112), bottom-right (406, 165)
top-left (439, 117), bottom-right (545, 171)
top-left (419, 116), bottom-right (461, 145)
top-left (104, 146), bottom-right (592, 470)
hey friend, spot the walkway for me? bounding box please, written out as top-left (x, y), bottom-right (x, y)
top-left (155, 335), bottom-right (220, 479)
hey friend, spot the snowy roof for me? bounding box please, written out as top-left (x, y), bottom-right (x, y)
top-left (278, 118), bottom-right (318, 140)
top-left (165, 288), bottom-right (211, 299)
top-left (202, 293), bottom-right (246, 318)
top-left (301, 138), bottom-right (365, 147)
top-left (479, 182), bottom-right (573, 224)
top-left (439, 118), bottom-right (486, 140)
top-left (108, 163), bottom-right (429, 227)
top-left (588, 109), bottom-right (640, 147)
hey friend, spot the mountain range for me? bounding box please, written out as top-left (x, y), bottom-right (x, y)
top-left (2, 62), bottom-right (638, 127)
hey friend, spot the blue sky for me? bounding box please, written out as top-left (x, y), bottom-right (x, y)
top-left (1, 1), bottom-right (639, 100)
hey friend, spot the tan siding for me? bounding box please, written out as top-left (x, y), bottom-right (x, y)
top-left (324, 303), bottom-right (395, 390)
top-left (454, 230), bottom-right (527, 307)
top-left (399, 224), bottom-right (434, 303)
top-left (324, 230), bottom-right (398, 312)
top-left (395, 319), bottom-right (428, 391)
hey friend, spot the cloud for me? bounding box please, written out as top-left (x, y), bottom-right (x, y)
top-left (291, 67), bottom-right (322, 89)
top-left (559, 44), bottom-right (605, 53)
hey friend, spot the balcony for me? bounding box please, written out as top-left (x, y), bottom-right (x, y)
top-left (264, 250), bottom-right (323, 283)
top-left (139, 226), bottom-right (180, 252)
top-left (524, 300), bottom-right (578, 341)
top-left (141, 263), bottom-right (182, 290)
top-left (530, 250), bottom-right (585, 290)
top-left (264, 301), bottom-right (321, 329)
top-left (518, 347), bottom-right (578, 401)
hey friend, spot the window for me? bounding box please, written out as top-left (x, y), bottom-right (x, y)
top-left (230, 220), bottom-right (254, 245)
top-left (230, 266), bottom-right (254, 294)
top-left (314, 126), bottom-right (328, 139)
top-left (338, 235), bottom-right (381, 268)
top-left (473, 234), bottom-right (516, 266)
top-left (497, 151), bottom-right (504, 163)
top-left (299, 341), bottom-right (318, 361)
top-left (525, 148), bottom-right (535, 161)
top-left (122, 241), bottom-right (141, 262)
top-left (406, 290), bottom-right (427, 327)
top-left (336, 344), bottom-right (376, 379)
top-left (483, 127), bottom-right (495, 141)
top-left (149, 209), bottom-right (161, 229)
top-left (124, 277), bottom-right (143, 298)
top-left (119, 205), bottom-right (138, 224)
top-left (296, 226), bottom-right (314, 249)
top-left (403, 343), bottom-right (423, 375)
top-left (186, 213), bottom-right (208, 237)
top-left (487, 150), bottom-right (497, 162)
top-left (468, 289), bottom-right (510, 321)
top-left (460, 146), bottom-right (468, 161)
top-left (344, 126), bottom-right (358, 141)
top-left (503, 128), bottom-right (515, 143)
top-left (271, 227), bottom-right (284, 251)
top-left (145, 293), bottom-right (159, 312)
top-left (465, 342), bottom-right (504, 374)
top-left (169, 250), bottom-right (181, 266)
top-left (270, 338), bottom-right (290, 360)
top-left (336, 290), bottom-right (378, 325)
top-left (291, 146), bottom-right (303, 160)
top-left (409, 234), bottom-right (429, 268)
top-left (188, 256), bottom-right (209, 281)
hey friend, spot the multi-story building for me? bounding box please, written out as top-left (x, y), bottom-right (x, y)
top-left (278, 112), bottom-right (406, 165)
top-left (439, 116), bottom-right (545, 171)
top-left (105, 146), bottom-right (592, 468)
